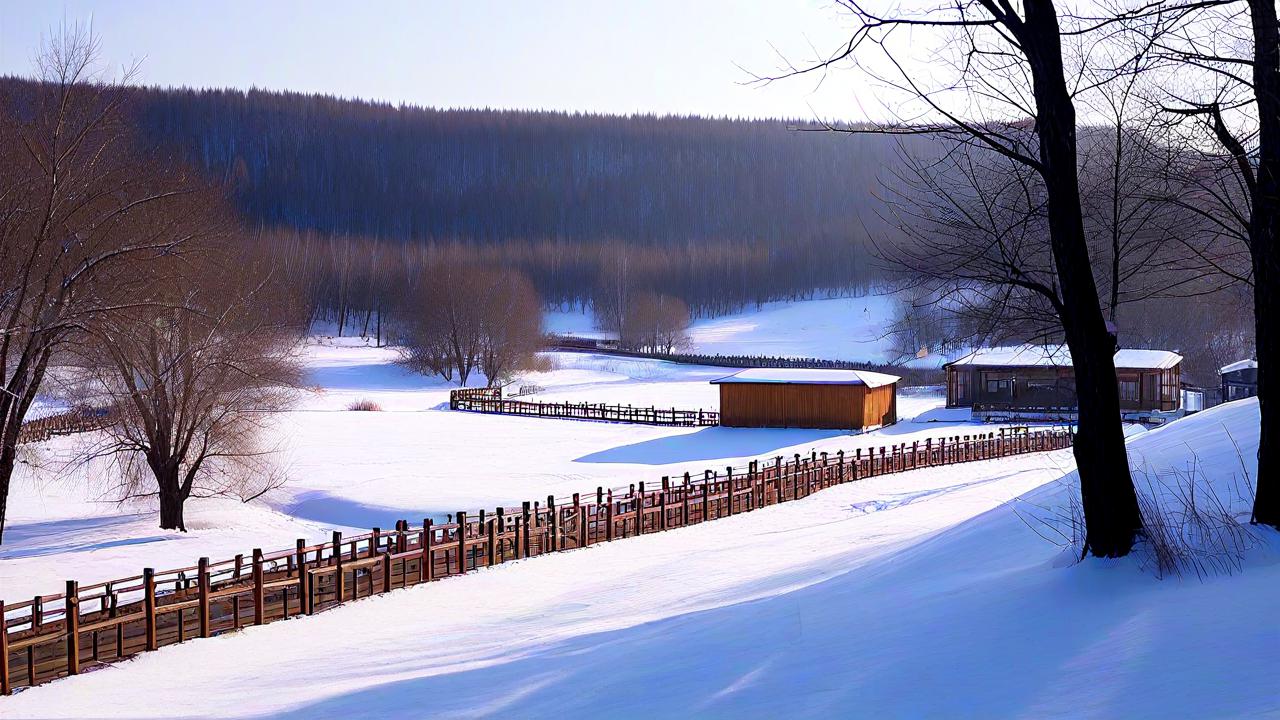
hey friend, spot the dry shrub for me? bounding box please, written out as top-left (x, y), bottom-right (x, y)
top-left (522, 354), bottom-right (556, 374)
top-left (347, 398), bottom-right (382, 412)
top-left (1016, 428), bottom-right (1261, 579)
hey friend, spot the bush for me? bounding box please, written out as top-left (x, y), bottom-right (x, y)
top-left (347, 398), bottom-right (382, 411)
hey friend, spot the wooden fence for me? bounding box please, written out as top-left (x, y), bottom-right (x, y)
top-left (544, 334), bottom-right (945, 386)
top-left (450, 387), bottom-right (720, 427)
top-left (0, 426), bottom-right (1073, 694)
top-left (16, 409), bottom-right (114, 446)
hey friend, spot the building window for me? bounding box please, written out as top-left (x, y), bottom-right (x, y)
top-left (1119, 380), bottom-right (1138, 401)
top-left (985, 379), bottom-right (1012, 395)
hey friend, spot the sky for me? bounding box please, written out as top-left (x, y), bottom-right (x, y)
top-left (0, 1), bottom-right (899, 121)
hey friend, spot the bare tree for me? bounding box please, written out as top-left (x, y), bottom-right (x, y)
top-left (622, 292), bottom-right (691, 353)
top-left (761, 0), bottom-right (1147, 556)
top-left (0, 26), bottom-right (210, 543)
top-left (476, 270), bottom-right (544, 387)
top-left (396, 263), bottom-right (543, 387)
top-left (79, 234), bottom-right (303, 531)
top-left (1152, 0), bottom-right (1280, 527)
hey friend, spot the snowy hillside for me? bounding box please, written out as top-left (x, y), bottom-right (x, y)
top-left (547, 295), bottom-right (917, 364)
top-left (5, 333), bottom-right (1274, 712)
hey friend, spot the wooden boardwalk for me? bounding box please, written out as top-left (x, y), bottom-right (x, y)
top-left (0, 426), bottom-right (1072, 694)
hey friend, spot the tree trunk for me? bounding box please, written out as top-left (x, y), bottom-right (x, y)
top-left (1249, 0), bottom-right (1280, 527)
top-left (157, 468), bottom-right (188, 531)
top-left (0, 441), bottom-right (14, 545)
top-left (1022, 0), bottom-right (1143, 556)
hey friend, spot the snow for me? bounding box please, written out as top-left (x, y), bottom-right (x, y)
top-left (5, 399), bottom-right (1276, 718)
top-left (1220, 358), bottom-right (1257, 374)
top-left (1114, 349), bottom-right (1183, 370)
top-left (546, 295), bottom-right (905, 363)
top-left (2, 300), bottom-right (1275, 717)
top-left (0, 336), bottom-right (984, 605)
top-left (710, 367), bottom-right (900, 388)
top-left (948, 344), bottom-right (1183, 370)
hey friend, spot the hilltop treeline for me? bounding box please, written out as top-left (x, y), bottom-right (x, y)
top-left (0, 80), bottom-right (915, 314)
top-left (110, 85), bottom-right (903, 249)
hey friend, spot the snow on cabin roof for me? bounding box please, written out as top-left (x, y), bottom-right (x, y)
top-left (1220, 359), bottom-right (1257, 374)
top-left (710, 368), bottom-right (900, 388)
top-left (1114, 349), bottom-right (1182, 370)
top-left (946, 345), bottom-right (1182, 370)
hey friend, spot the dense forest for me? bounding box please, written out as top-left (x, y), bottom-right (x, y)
top-left (1, 80), bottom-right (912, 314)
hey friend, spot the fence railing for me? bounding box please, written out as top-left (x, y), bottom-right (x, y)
top-left (544, 334), bottom-right (944, 386)
top-left (450, 388), bottom-right (719, 427)
top-left (0, 426), bottom-right (1072, 694)
top-left (16, 409), bottom-right (114, 446)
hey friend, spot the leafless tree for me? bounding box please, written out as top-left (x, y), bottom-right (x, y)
top-left (0, 26), bottom-right (211, 543)
top-left (396, 263), bottom-right (543, 387)
top-left (77, 234), bottom-right (304, 531)
top-left (1149, 0), bottom-right (1280, 528)
top-left (622, 292), bottom-right (691, 353)
top-left (759, 0), bottom-right (1149, 556)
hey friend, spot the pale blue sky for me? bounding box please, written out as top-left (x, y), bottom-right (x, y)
top-left (0, 1), bottom-right (895, 120)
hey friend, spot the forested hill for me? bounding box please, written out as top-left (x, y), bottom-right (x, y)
top-left (60, 82), bottom-right (907, 247)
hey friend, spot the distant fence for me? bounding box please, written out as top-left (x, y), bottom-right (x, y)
top-left (450, 387), bottom-right (719, 427)
top-left (0, 425), bottom-right (1072, 694)
top-left (545, 334), bottom-right (944, 386)
top-left (16, 409), bottom-right (113, 445)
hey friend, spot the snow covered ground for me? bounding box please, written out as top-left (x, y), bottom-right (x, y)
top-left (4, 398), bottom-right (1275, 718)
top-left (3, 303), bottom-right (1275, 717)
top-left (1, 334), bottom-right (987, 605)
top-left (546, 294), bottom-right (921, 364)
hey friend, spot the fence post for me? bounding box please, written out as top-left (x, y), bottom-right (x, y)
top-left (701, 481), bottom-right (710, 521)
top-left (726, 467), bottom-right (736, 515)
top-left (486, 520), bottom-right (497, 566)
top-left (0, 599), bottom-right (8, 695)
top-left (659, 479), bottom-right (669, 530)
top-left (550, 496), bottom-right (562, 551)
top-left (333, 531), bottom-right (345, 605)
top-left (65, 581), bottom-right (80, 675)
top-left (605, 490), bottom-right (615, 541)
top-left (198, 557), bottom-right (211, 638)
top-left (774, 456), bottom-right (782, 504)
top-left (423, 519), bottom-right (435, 580)
top-left (637, 483), bottom-right (646, 535)
top-left (296, 539), bottom-right (310, 615)
top-left (572, 493), bottom-right (583, 547)
top-left (521, 502), bottom-right (532, 558)
top-left (457, 511), bottom-right (468, 573)
top-left (143, 568), bottom-right (157, 651)
top-left (249, 549), bottom-right (265, 625)
top-left (682, 477), bottom-right (691, 525)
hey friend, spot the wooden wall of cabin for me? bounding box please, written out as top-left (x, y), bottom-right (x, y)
top-left (718, 383), bottom-right (895, 429)
top-left (861, 383), bottom-right (897, 427)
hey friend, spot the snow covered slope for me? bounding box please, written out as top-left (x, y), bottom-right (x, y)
top-left (547, 295), bottom-right (908, 363)
top-left (5, 400), bottom-right (1274, 718)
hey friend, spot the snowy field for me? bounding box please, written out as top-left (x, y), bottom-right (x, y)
top-left (547, 294), bottom-right (933, 365)
top-left (2, 300), bottom-right (1276, 717)
top-left (4, 396), bottom-right (1276, 717)
top-left (1, 330), bottom-right (986, 605)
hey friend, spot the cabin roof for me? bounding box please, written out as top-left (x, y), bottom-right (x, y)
top-left (946, 345), bottom-right (1182, 370)
top-left (1220, 359), bottom-right (1257, 374)
top-left (710, 368), bottom-right (900, 388)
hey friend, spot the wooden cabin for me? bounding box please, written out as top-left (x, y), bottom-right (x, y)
top-left (711, 368), bottom-right (899, 430)
top-left (945, 345), bottom-right (1182, 417)
top-left (1220, 359), bottom-right (1258, 402)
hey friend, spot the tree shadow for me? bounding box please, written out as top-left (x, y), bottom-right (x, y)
top-left (575, 426), bottom-right (849, 465)
top-left (285, 490), bottom-right (449, 529)
top-left (0, 514), bottom-right (169, 560)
